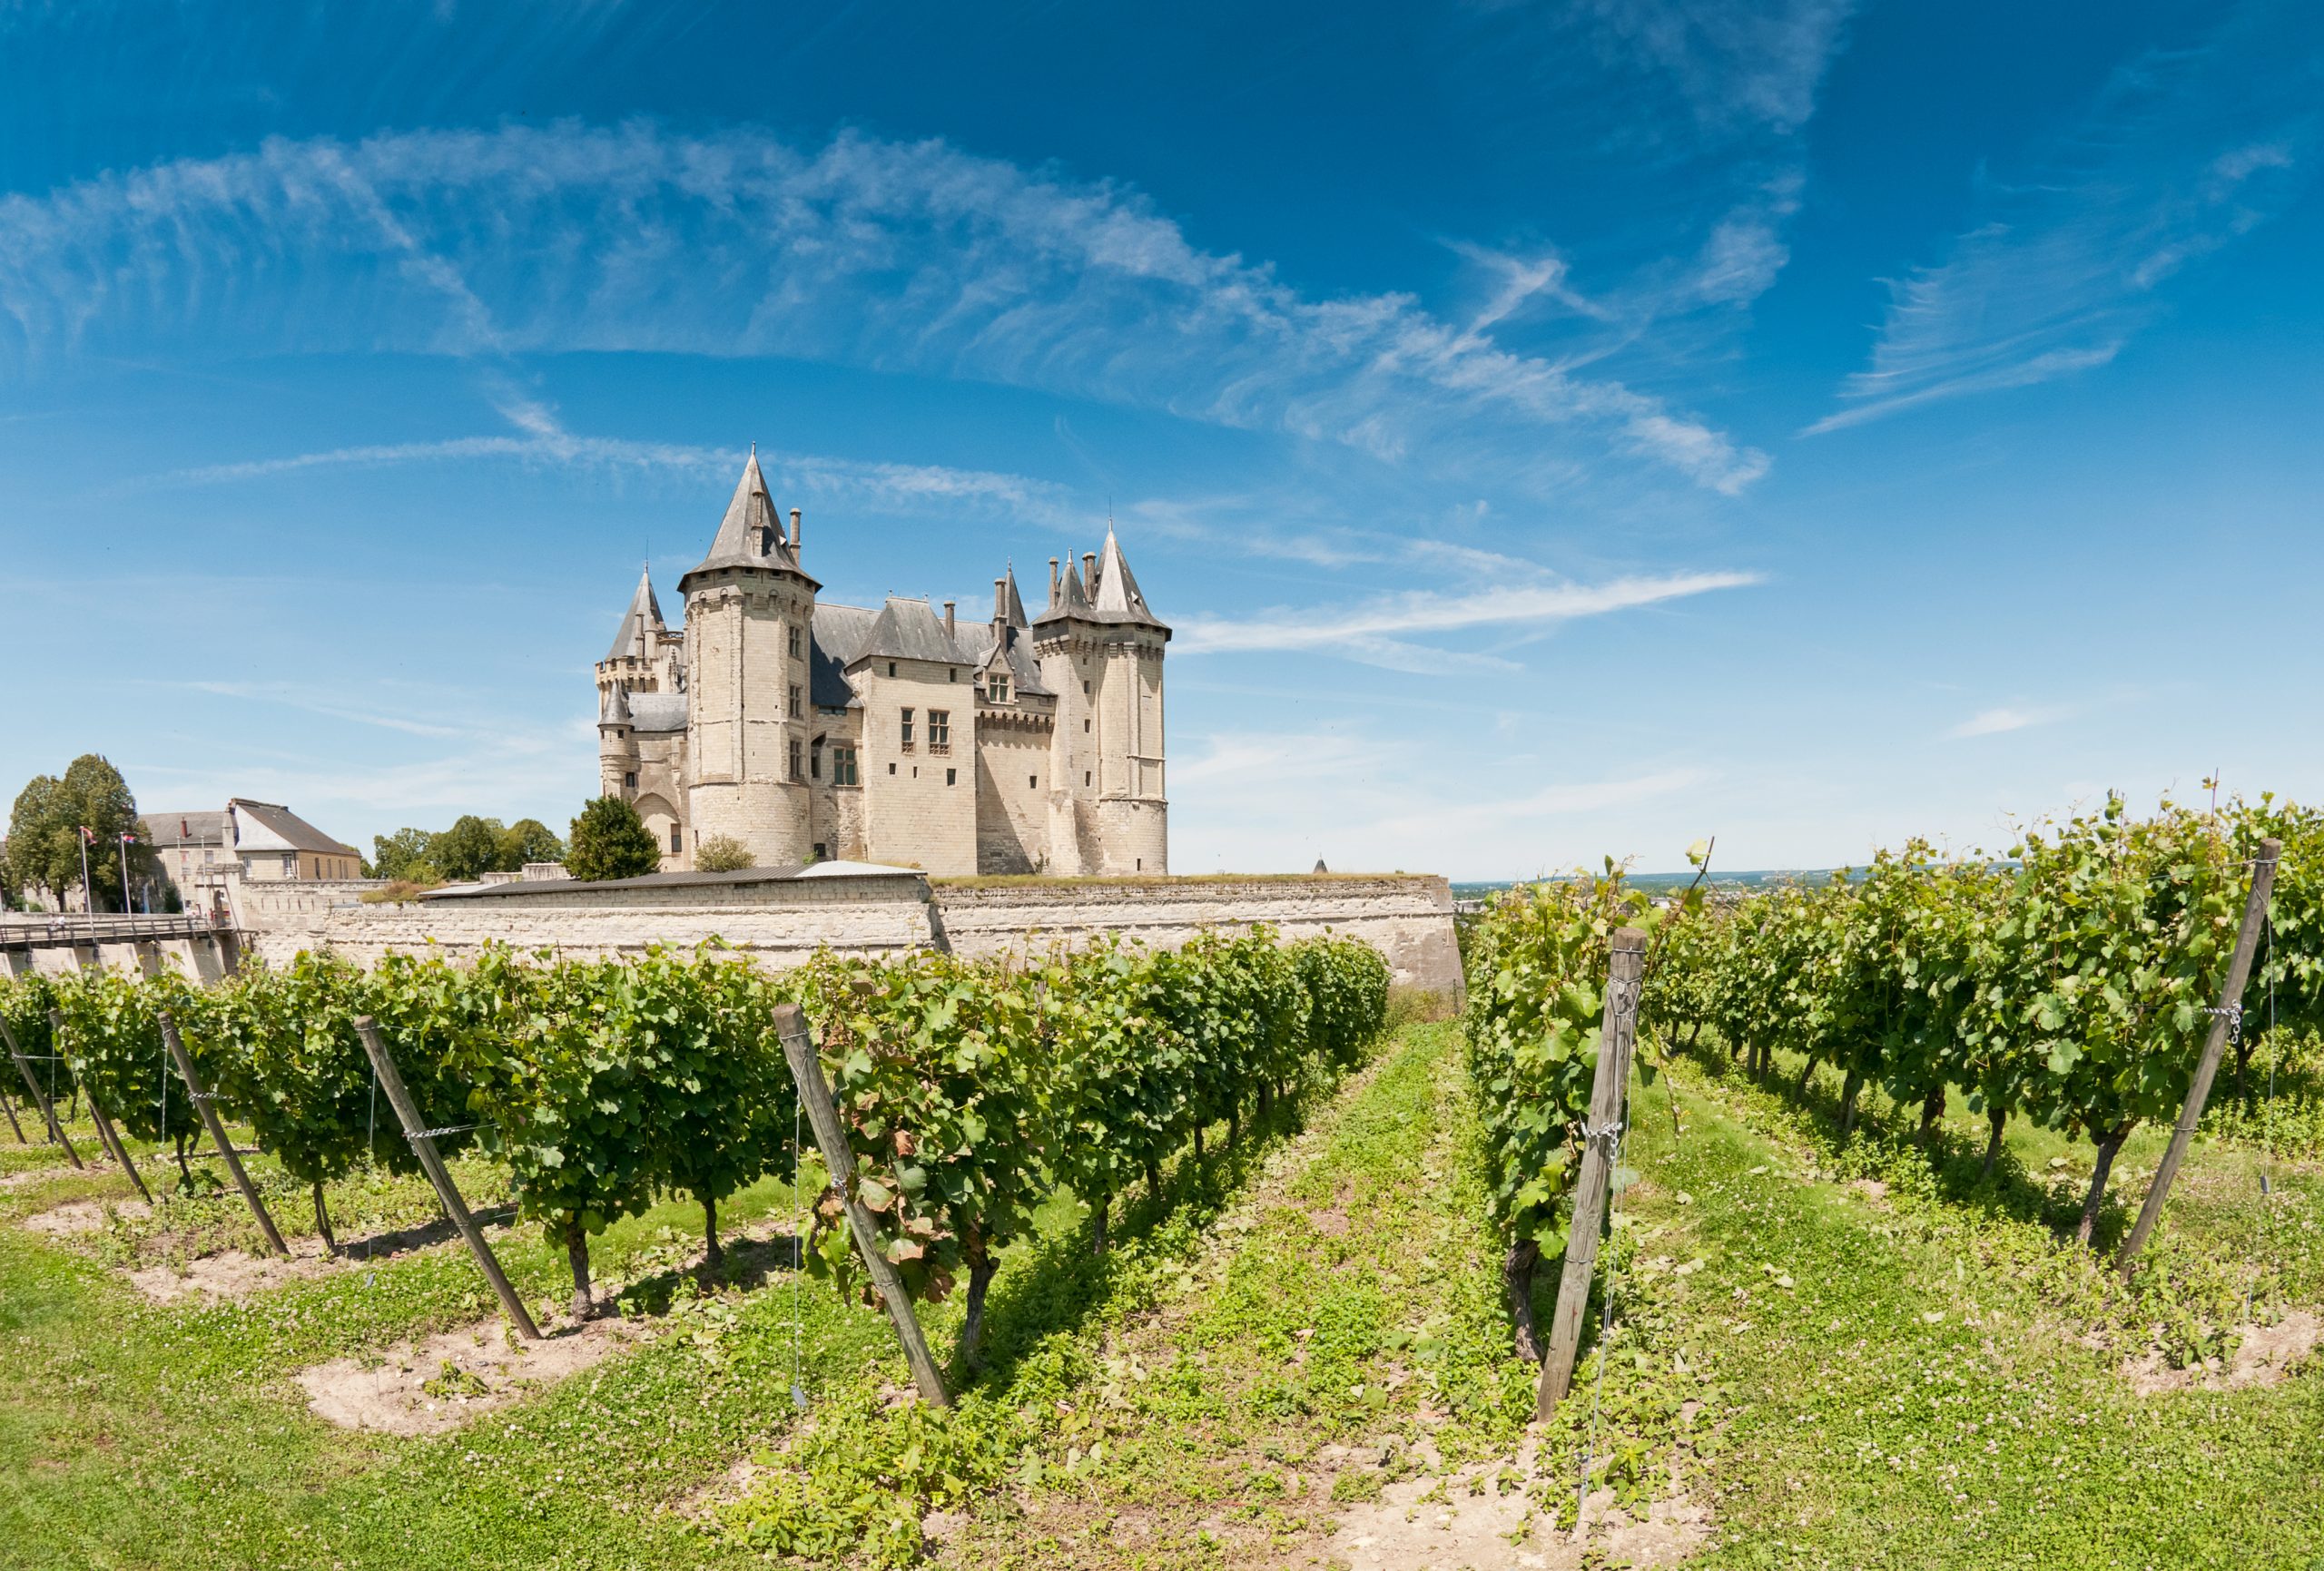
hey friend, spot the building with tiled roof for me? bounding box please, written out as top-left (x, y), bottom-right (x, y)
top-left (595, 451), bottom-right (1167, 876)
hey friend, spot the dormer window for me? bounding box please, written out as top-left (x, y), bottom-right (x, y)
top-left (987, 673), bottom-right (1010, 703)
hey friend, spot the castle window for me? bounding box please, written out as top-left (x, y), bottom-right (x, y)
top-left (887, 662), bottom-right (897, 678)
top-left (789, 626), bottom-right (803, 658)
top-left (832, 746), bottom-right (859, 786)
top-left (669, 825), bottom-right (683, 853)
top-left (946, 768), bottom-right (957, 786)
top-left (900, 708), bottom-right (914, 751)
top-left (1084, 771), bottom-right (1092, 787)
top-left (789, 738), bottom-right (803, 781)
top-left (1083, 719), bottom-right (1090, 733)
top-left (1029, 775), bottom-right (1038, 789)
top-left (987, 674), bottom-right (1009, 702)
top-left (788, 683), bottom-right (802, 718)
top-left (888, 761), bottom-right (896, 775)
top-left (928, 710), bottom-right (950, 755)
top-left (1083, 681), bottom-right (1091, 695)
top-left (950, 669), bottom-right (958, 682)
top-left (625, 771), bottom-right (637, 789)
top-left (812, 842), bottom-right (826, 860)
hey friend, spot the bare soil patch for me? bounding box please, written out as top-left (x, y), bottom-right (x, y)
top-left (1327, 1448), bottom-right (1709, 1571)
top-left (127, 1241), bottom-right (341, 1304)
top-left (2, 1164), bottom-right (84, 1193)
top-left (23, 1198), bottom-right (152, 1236)
top-left (298, 1313), bottom-right (644, 1435)
top-left (2122, 1309), bottom-right (2322, 1395)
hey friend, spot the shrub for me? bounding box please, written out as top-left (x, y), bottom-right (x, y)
top-left (566, 796), bottom-right (661, 881)
top-left (694, 833), bottom-right (755, 873)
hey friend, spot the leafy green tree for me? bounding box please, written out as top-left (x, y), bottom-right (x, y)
top-left (566, 797), bottom-right (660, 881)
top-left (6, 756), bottom-right (157, 911)
top-left (367, 828), bottom-right (437, 882)
top-left (498, 818), bottom-right (565, 870)
top-left (431, 815), bottom-right (507, 882)
top-left (694, 833), bottom-right (754, 873)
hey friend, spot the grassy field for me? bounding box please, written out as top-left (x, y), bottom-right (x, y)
top-left (1, 1021), bottom-right (2318, 1569)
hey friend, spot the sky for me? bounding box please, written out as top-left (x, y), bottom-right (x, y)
top-left (2, 0), bottom-right (2319, 880)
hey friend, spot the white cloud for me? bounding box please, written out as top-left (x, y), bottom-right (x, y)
top-left (1564, 0), bottom-right (1857, 133)
top-left (1176, 570), bottom-right (1759, 668)
top-left (1807, 13), bottom-right (2310, 434)
top-left (1947, 705), bottom-right (2067, 740)
top-left (0, 122), bottom-right (1766, 495)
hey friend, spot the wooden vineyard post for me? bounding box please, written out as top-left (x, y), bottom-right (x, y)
top-left (0, 1014), bottom-right (84, 1169)
top-left (774, 1002), bottom-right (950, 1409)
top-left (352, 1016), bottom-right (541, 1341)
top-left (2120, 837), bottom-right (2281, 1274)
top-left (51, 1009), bottom-right (150, 1203)
top-left (160, 1011), bottom-right (289, 1255)
top-left (1537, 926), bottom-right (1648, 1419)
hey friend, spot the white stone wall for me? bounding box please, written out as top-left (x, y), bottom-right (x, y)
top-left (854, 657), bottom-right (979, 875)
top-left (973, 712), bottom-right (1052, 874)
top-left (931, 875), bottom-right (1462, 997)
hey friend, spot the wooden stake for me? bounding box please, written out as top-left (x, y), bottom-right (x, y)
top-left (161, 1012), bottom-right (288, 1253)
top-left (352, 1016), bottom-right (540, 1340)
top-left (2119, 837), bottom-right (2280, 1273)
top-left (1537, 926), bottom-right (1647, 1419)
top-left (0, 1015), bottom-right (84, 1168)
top-left (775, 1002), bottom-right (950, 1409)
top-left (51, 1009), bottom-right (149, 1203)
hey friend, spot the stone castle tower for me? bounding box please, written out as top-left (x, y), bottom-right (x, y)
top-left (595, 451), bottom-right (1168, 877)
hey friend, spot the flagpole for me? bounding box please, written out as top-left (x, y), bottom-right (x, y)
top-left (78, 827), bottom-right (94, 931)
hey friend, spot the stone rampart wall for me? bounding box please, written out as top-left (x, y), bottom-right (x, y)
top-left (931, 875), bottom-right (1462, 997)
top-left (215, 872), bottom-right (1465, 999)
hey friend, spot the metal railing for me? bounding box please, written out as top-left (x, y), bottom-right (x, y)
top-left (0, 910), bottom-right (232, 947)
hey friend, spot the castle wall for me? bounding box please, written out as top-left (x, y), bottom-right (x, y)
top-left (931, 875), bottom-right (1462, 998)
top-left (227, 872), bottom-right (1461, 999)
top-left (973, 712), bottom-right (1051, 874)
top-left (855, 658), bottom-right (978, 876)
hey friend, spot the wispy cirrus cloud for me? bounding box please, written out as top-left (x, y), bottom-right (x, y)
top-left (1176, 569), bottom-right (1759, 671)
top-left (1808, 8), bottom-right (2315, 435)
top-left (136, 397), bottom-right (1076, 523)
top-left (1561, 0), bottom-right (1856, 134)
top-left (0, 122), bottom-right (1767, 495)
top-left (1947, 704), bottom-right (2069, 740)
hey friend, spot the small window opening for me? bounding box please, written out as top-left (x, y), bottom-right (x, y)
top-left (669, 825), bottom-right (683, 853)
top-left (946, 768), bottom-right (957, 786)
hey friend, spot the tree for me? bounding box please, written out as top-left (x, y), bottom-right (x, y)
top-left (367, 828), bottom-right (437, 882)
top-left (566, 797), bottom-right (660, 881)
top-left (694, 833), bottom-right (754, 873)
top-left (431, 815), bottom-right (507, 882)
top-left (6, 757), bottom-right (157, 911)
top-left (498, 818), bottom-right (565, 870)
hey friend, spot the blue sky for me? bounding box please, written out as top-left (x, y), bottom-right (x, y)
top-left (3, 0), bottom-right (2319, 879)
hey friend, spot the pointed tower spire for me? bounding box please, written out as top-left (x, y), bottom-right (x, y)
top-left (1000, 561), bottom-right (1029, 628)
top-left (1089, 525), bottom-right (1167, 629)
top-left (679, 447), bottom-right (817, 592)
top-left (604, 565), bottom-right (667, 663)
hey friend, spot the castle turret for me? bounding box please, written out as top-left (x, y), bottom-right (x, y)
top-left (1032, 525), bottom-right (1168, 875)
top-left (675, 449), bottom-right (822, 870)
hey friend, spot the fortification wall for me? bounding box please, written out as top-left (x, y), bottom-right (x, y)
top-left (241, 873), bottom-right (933, 971)
top-left (225, 870), bottom-right (1464, 998)
top-left (930, 874), bottom-right (1462, 997)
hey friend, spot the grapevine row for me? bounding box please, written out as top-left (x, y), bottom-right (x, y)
top-left (3, 927), bottom-right (1392, 1338)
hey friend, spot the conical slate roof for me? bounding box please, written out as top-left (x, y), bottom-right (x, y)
top-left (1033, 527), bottom-right (1167, 632)
top-left (602, 681), bottom-right (632, 723)
top-left (603, 567), bottom-right (665, 663)
top-left (1000, 565), bottom-right (1029, 628)
top-left (678, 450), bottom-right (815, 593)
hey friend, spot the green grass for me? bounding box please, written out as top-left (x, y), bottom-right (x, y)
top-left (2, 1023), bottom-right (2319, 1570)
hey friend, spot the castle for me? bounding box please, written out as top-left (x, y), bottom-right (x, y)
top-left (596, 451), bottom-right (1168, 877)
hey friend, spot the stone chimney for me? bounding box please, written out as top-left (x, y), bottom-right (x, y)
top-left (1082, 551), bottom-right (1098, 592)
top-left (789, 507), bottom-right (802, 553)
top-left (943, 599), bottom-right (956, 641)
top-left (994, 577), bottom-right (1009, 623)
top-left (1049, 557), bottom-right (1060, 602)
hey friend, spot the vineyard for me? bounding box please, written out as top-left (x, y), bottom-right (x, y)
top-left (1, 800), bottom-right (2320, 1569)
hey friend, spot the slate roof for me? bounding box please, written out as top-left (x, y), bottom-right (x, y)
top-left (141, 811), bottom-right (228, 849)
top-left (1032, 528), bottom-right (1167, 632)
top-left (952, 620), bottom-right (1052, 697)
top-left (857, 596), bottom-right (970, 666)
top-left (229, 800), bottom-right (359, 858)
top-left (604, 568), bottom-right (665, 663)
top-left (626, 692), bottom-right (688, 732)
top-left (678, 451), bottom-right (815, 594)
